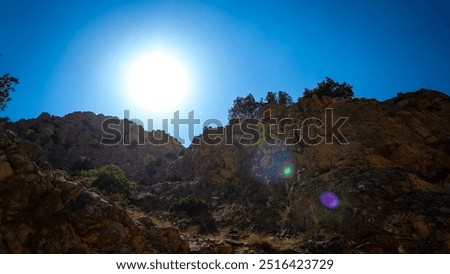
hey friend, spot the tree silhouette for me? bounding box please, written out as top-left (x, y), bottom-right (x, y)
top-left (265, 91), bottom-right (277, 103)
top-left (228, 93), bottom-right (260, 119)
top-left (0, 73), bottom-right (19, 110)
top-left (303, 77), bottom-right (353, 99)
top-left (264, 91), bottom-right (293, 106)
top-left (277, 91), bottom-right (293, 106)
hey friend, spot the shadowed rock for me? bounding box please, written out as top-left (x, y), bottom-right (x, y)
top-left (0, 129), bottom-right (188, 253)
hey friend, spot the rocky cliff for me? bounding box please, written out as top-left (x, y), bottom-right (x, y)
top-left (153, 89), bottom-right (450, 253)
top-left (5, 111), bottom-right (184, 183)
top-left (0, 128), bottom-right (188, 253)
top-left (167, 89), bottom-right (449, 183)
top-left (1, 89), bottom-right (449, 253)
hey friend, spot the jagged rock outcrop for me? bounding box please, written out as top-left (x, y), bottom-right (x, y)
top-left (155, 89), bottom-right (450, 253)
top-left (6, 111), bottom-right (184, 183)
top-left (166, 89), bottom-right (450, 183)
top-left (0, 129), bottom-right (188, 253)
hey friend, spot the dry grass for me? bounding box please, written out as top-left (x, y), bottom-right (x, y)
top-left (246, 233), bottom-right (298, 252)
top-left (149, 216), bottom-right (173, 228)
top-left (127, 209), bottom-right (174, 228)
top-left (128, 208), bottom-right (146, 219)
top-left (247, 233), bottom-right (273, 246)
top-left (217, 226), bottom-right (233, 241)
top-left (184, 225), bottom-right (201, 235)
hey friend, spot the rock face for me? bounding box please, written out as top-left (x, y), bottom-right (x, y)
top-left (2, 89), bottom-right (449, 253)
top-left (6, 111), bottom-right (184, 183)
top-left (157, 89), bottom-right (450, 253)
top-left (0, 129), bottom-right (188, 253)
top-left (168, 89), bottom-right (450, 183)
top-left (287, 166), bottom-right (450, 253)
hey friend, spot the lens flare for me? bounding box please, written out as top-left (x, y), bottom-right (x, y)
top-left (282, 166), bottom-right (293, 177)
top-left (250, 144), bottom-right (294, 184)
top-left (320, 192), bottom-right (340, 209)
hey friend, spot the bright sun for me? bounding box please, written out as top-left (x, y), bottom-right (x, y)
top-left (126, 51), bottom-right (189, 112)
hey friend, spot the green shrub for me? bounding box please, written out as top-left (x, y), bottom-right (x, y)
top-left (169, 195), bottom-right (209, 216)
top-left (71, 156), bottom-right (94, 173)
top-left (79, 165), bottom-right (138, 206)
top-left (303, 77), bottom-right (353, 99)
top-left (79, 168), bottom-right (100, 187)
top-left (169, 195), bottom-right (216, 233)
top-left (91, 165), bottom-right (137, 195)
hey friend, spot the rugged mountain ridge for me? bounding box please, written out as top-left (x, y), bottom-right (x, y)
top-left (167, 89), bottom-right (449, 183)
top-left (5, 111), bottom-right (184, 183)
top-left (1, 89), bottom-right (449, 253)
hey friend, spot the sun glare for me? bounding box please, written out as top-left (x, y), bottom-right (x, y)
top-left (126, 51), bottom-right (189, 112)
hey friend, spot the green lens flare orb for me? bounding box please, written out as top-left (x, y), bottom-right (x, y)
top-left (282, 166), bottom-right (293, 177)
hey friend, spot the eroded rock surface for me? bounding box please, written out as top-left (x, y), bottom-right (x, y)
top-left (6, 112), bottom-right (184, 183)
top-left (0, 129), bottom-right (188, 253)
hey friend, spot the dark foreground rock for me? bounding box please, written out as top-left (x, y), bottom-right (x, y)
top-left (287, 166), bottom-right (450, 253)
top-left (0, 129), bottom-right (188, 253)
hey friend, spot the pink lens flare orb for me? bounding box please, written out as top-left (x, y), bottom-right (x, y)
top-left (320, 192), bottom-right (340, 209)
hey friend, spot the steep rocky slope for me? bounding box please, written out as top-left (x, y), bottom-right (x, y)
top-left (167, 89), bottom-right (449, 183)
top-left (5, 111), bottom-right (184, 183)
top-left (153, 89), bottom-right (450, 253)
top-left (0, 129), bottom-right (188, 253)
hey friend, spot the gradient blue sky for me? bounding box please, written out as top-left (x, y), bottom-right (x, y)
top-left (1, 0), bottom-right (449, 141)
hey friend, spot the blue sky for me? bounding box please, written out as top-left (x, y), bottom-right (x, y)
top-left (1, 0), bottom-right (449, 142)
